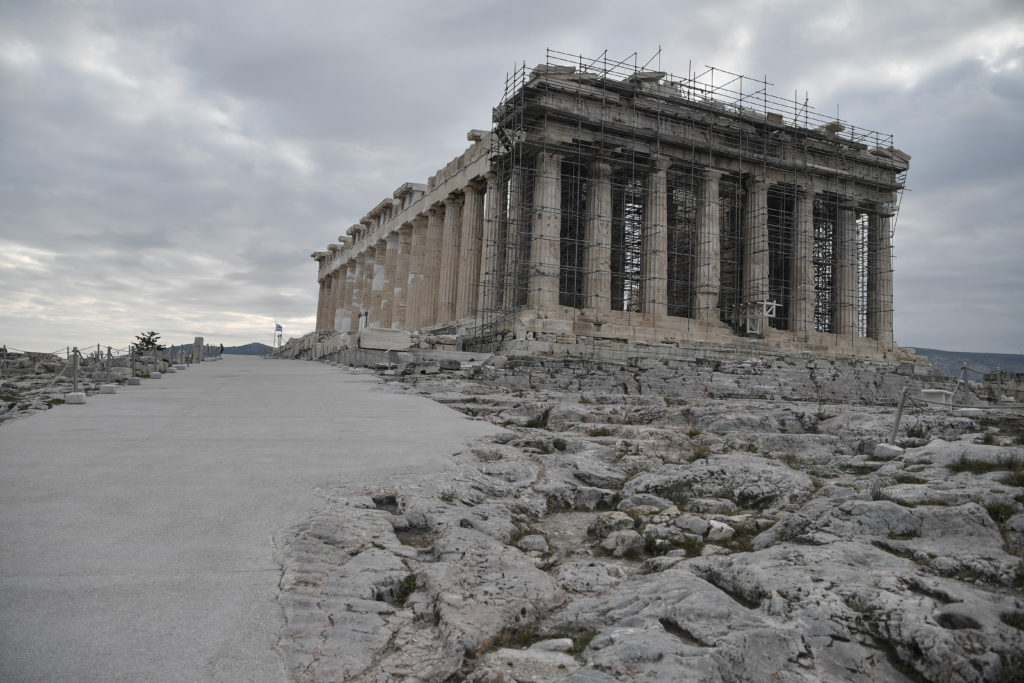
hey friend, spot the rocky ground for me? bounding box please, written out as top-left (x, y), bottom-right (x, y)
top-left (273, 359), bottom-right (1024, 682)
top-left (0, 350), bottom-right (175, 425)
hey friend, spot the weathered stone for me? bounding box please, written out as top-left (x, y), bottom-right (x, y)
top-left (600, 529), bottom-right (644, 557)
top-left (587, 511), bottom-right (634, 539)
top-left (517, 534), bottom-right (549, 553)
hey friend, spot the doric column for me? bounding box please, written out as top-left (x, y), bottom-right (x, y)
top-left (360, 247), bottom-right (376, 329)
top-left (584, 160), bottom-right (612, 315)
top-left (456, 181), bottom-right (484, 319)
top-left (423, 206), bottom-right (444, 326)
top-left (478, 172), bottom-right (501, 313)
top-left (437, 194), bottom-right (464, 324)
top-left (393, 225), bottom-right (413, 329)
top-left (868, 198), bottom-right (895, 347)
top-left (406, 217), bottom-right (429, 329)
top-left (641, 158), bottom-right (670, 319)
top-left (331, 266), bottom-right (347, 333)
top-left (504, 169), bottom-right (524, 308)
top-left (789, 185), bottom-right (815, 338)
top-left (693, 168), bottom-right (722, 323)
top-left (339, 259), bottom-right (357, 334)
top-left (529, 150), bottom-right (562, 311)
top-left (315, 277), bottom-right (328, 330)
top-left (742, 174), bottom-right (769, 335)
top-left (349, 255), bottom-right (366, 334)
top-left (382, 233), bottom-right (399, 328)
top-left (835, 202), bottom-right (858, 338)
top-left (369, 240), bottom-right (388, 327)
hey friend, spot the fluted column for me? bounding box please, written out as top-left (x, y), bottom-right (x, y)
top-left (423, 207), bottom-right (444, 326)
top-left (789, 185), bottom-right (815, 338)
top-left (835, 202), bottom-right (858, 338)
top-left (693, 169), bottom-right (722, 323)
top-left (407, 216), bottom-right (429, 329)
top-left (505, 169), bottom-right (524, 308)
top-left (360, 247), bottom-right (376, 330)
top-left (340, 258), bottom-right (357, 334)
top-left (742, 174), bottom-right (769, 335)
top-left (642, 158), bottom-right (669, 319)
top-left (368, 240), bottom-right (387, 327)
top-left (583, 160), bottom-right (612, 316)
top-left (381, 233), bottom-right (398, 328)
top-left (530, 150), bottom-right (562, 311)
top-left (349, 255), bottom-right (366, 334)
top-left (315, 277), bottom-right (328, 330)
top-left (437, 194), bottom-right (464, 324)
top-left (393, 225), bottom-right (413, 329)
top-left (331, 266), bottom-right (347, 333)
top-left (478, 172), bottom-right (501, 313)
top-left (456, 182), bottom-right (484, 319)
top-left (868, 199), bottom-right (894, 347)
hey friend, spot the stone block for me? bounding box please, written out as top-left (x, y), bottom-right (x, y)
top-left (99, 384), bottom-right (117, 394)
top-left (358, 328), bottom-right (411, 351)
top-left (66, 392), bottom-right (86, 404)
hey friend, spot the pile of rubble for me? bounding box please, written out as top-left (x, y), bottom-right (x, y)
top-left (274, 358), bottom-right (1023, 681)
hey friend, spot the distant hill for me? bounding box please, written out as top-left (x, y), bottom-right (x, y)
top-left (223, 342), bottom-right (273, 356)
top-left (910, 347), bottom-right (1024, 378)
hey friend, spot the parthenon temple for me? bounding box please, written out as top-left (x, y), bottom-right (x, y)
top-left (312, 50), bottom-right (910, 361)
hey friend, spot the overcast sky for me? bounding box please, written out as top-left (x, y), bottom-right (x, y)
top-left (2, 0), bottom-right (1022, 354)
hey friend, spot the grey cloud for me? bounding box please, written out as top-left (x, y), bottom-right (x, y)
top-left (1, 0), bottom-right (1021, 351)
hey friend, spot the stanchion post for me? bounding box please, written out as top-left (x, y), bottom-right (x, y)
top-left (68, 347), bottom-right (86, 403)
top-left (100, 346), bottom-right (117, 393)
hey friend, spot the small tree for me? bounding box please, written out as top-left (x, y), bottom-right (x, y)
top-left (134, 331), bottom-right (165, 351)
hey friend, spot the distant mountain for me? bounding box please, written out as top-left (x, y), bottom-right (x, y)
top-left (223, 342), bottom-right (273, 356)
top-left (910, 347), bottom-right (1024, 378)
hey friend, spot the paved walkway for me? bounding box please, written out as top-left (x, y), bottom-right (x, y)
top-left (0, 355), bottom-right (500, 682)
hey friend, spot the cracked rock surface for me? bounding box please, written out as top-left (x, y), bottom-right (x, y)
top-left (275, 358), bottom-right (1024, 681)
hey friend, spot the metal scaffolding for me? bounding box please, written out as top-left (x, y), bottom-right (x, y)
top-left (465, 49), bottom-right (907, 354)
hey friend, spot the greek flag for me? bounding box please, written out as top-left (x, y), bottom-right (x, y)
top-left (275, 323), bottom-right (283, 332)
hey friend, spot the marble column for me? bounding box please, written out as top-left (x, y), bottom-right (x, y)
top-left (641, 158), bottom-right (670, 319)
top-left (835, 203), bottom-right (858, 338)
top-left (456, 181), bottom-right (484, 319)
top-left (437, 194), bottom-right (464, 324)
top-left (789, 185), bottom-right (815, 338)
top-left (742, 174), bottom-right (769, 335)
top-left (316, 277), bottom-right (328, 330)
top-left (393, 225), bottom-right (413, 329)
top-left (340, 259), bottom-right (357, 334)
top-left (331, 266), bottom-right (347, 333)
top-left (529, 150), bottom-right (562, 311)
top-left (583, 160), bottom-right (612, 315)
top-left (407, 216), bottom-right (429, 329)
top-left (478, 172), bottom-right (501, 313)
top-left (423, 206), bottom-right (444, 326)
top-left (349, 255), bottom-right (366, 334)
top-left (382, 233), bottom-right (399, 328)
top-left (867, 200), bottom-right (894, 346)
top-left (693, 169), bottom-right (722, 323)
top-left (504, 169), bottom-right (524, 308)
top-left (360, 247), bottom-right (376, 329)
top-left (369, 240), bottom-right (388, 327)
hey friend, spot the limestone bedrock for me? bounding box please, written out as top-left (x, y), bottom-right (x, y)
top-left (0, 354), bottom-right (500, 683)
